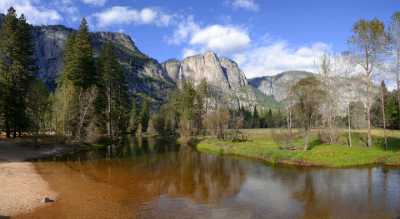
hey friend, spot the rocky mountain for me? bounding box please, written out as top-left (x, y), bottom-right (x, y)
top-left (33, 25), bottom-right (175, 102)
top-left (249, 71), bottom-right (313, 101)
top-left (249, 71), bottom-right (375, 116)
top-left (0, 15), bottom-right (280, 109)
top-left (162, 52), bottom-right (273, 109)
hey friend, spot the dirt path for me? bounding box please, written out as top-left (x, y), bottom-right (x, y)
top-left (0, 141), bottom-right (77, 217)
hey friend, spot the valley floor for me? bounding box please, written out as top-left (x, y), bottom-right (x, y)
top-left (197, 129), bottom-right (400, 168)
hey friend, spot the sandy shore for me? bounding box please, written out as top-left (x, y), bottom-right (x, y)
top-left (0, 141), bottom-right (77, 217)
top-left (0, 162), bottom-right (57, 217)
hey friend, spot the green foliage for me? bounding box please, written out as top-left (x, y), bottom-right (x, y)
top-left (251, 106), bottom-right (260, 128)
top-left (128, 100), bottom-right (139, 134)
top-left (290, 76), bottom-right (327, 150)
top-left (0, 7), bottom-right (36, 138)
top-left (26, 80), bottom-right (50, 136)
top-left (52, 18), bottom-right (98, 142)
top-left (140, 98), bottom-right (151, 132)
top-left (350, 18), bottom-right (388, 53)
top-left (372, 85), bottom-right (400, 129)
top-left (197, 129), bottom-right (400, 168)
top-left (95, 42), bottom-right (129, 140)
top-left (66, 19), bottom-right (97, 89)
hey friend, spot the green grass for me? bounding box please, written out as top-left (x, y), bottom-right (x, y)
top-left (197, 129), bottom-right (400, 168)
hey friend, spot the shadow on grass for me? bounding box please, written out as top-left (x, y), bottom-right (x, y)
top-left (375, 137), bottom-right (400, 152)
top-left (349, 132), bottom-right (400, 152)
top-left (307, 139), bottom-right (322, 150)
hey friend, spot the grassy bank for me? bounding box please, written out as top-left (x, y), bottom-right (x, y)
top-left (197, 129), bottom-right (400, 168)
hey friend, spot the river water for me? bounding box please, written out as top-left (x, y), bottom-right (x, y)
top-left (19, 137), bottom-right (400, 219)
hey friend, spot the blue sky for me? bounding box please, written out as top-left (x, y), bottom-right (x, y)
top-left (0, 0), bottom-right (398, 78)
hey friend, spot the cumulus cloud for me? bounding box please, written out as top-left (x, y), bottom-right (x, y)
top-left (234, 41), bottom-right (330, 78)
top-left (169, 18), bottom-right (251, 58)
top-left (167, 16), bottom-right (200, 45)
top-left (229, 0), bottom-right (259, 11)
top-left (0, 0), bottom-right (62, 25)
top-left (92, 6), bottom-right (172, 28)
top-left (81, 0), bottom-right (107, 7)
top-left (189, 25), bottom-right (251, 54)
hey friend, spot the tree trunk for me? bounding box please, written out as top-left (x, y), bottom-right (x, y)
top-left (367, 77), bottom-right (372, 147)
top-left (397, 49), bottom-right (400, 129)
top-left (328, 111), bottom-right (333, 144)
top-left (287, 107), bottom-right (292, 137)
top-left (347, 102), bottom-right (352, 148)
top-left (5, 119), bottom-right (10, 138)
top-left (304, 119), bottom-right (310, 151)
top-left (107, 85), bottom-right (112, 141)
top-left (381, 81), bottom-right (388, 150)
top-left (12, 120), bottom-right (17, 139)
top-left (304, 128), bottom-right (309, 151)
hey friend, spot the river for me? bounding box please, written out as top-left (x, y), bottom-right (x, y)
top-left (18, 137), bottom-right (400, 219)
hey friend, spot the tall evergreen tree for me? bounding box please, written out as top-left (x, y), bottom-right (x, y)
top-left (67, 18), bottom-right (96, 88)
top-left (140, 99), bottom-right (151, 132)
top-left (96, 42), bottom-right (129, 140)
top-left (0, 8), bottom-right (35, 138)
top-left (252, 106), bottom-right (260, 128)
top-left (53, 18), bottom-right (97, 142)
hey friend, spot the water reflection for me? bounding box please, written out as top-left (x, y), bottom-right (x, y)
top-left (20, 137), bottom-right (400, 219)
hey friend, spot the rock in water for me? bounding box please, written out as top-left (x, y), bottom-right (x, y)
top-left (42, 197), bottom-right (55, 203)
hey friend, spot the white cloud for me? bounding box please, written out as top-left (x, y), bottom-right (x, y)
top-left (92, 6), bottom-right (172, 28)
top-left (234, 41), bottom-right (330, 78)
top-left (0, 0), bottom-right (62, 25)
top-left (189, 25), bottom-right (251, 54)
top-left (230, 0), bottom-right (259, 11)
top-left (167, 16), bottom-right (200, 45)
top-left (81, 0), bottom-right (106, 7)
top-left (169, 18), bottom-right (251, 58)
top-left (51, 0), bottom-right (79, 23)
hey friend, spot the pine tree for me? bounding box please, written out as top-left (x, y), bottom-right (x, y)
top-left (140, 99), bottom-right (150, 133)
top-left (128, 100), bottom-right (139, 134)
top-left (0, 8), bottom-right (36, 138)
top-left (252, 106), bottom-right (260, 128)
top-left (67, 18), bottom-right (96, 89)
top-left (53, 18), bottom-right (97, 142)
top-left (96, 42), bottom-right (129, 140)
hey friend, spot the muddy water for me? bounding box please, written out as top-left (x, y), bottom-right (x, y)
top-left (18, 137), bottom-right (400, 219)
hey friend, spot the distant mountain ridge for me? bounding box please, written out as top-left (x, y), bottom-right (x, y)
top-left (249, 71), bottom-right (314, 101)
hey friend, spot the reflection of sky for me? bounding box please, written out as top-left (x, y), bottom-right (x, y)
top-left (138, 155), bottom-right (400, 219)
top-left (233, 166), bottom-right (303, 218)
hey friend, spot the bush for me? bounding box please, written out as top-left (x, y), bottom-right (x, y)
top-left (224, 130), bottom-right (247, 142)
top-left (318, 129), bottom-right (339, 144)
top-left (271, 129), bottom-right (293, 148)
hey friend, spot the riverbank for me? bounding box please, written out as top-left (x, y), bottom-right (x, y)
top-left (0, 138), bottom-right (82, 217)
top-left (197, 129), bottom-right (400, 168)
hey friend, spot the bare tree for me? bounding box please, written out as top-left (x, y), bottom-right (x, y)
top-left (349, 18), bottom-right (388, 147)
top-left (380, 81), bottom-right (388, 149)
top-left (290, 77), bottom-right (327, 151)
top-left (389, 12), bottom-right (400, 129)
top-left (319, 54), bottom-right (338, 144)
top-left (334, 52), bottom-right (357, 147)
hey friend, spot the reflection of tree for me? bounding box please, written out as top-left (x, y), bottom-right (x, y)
top-left (64, 137), bottom-right (246, 206)
top-left (292, 172), bottom-right (332, 219)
